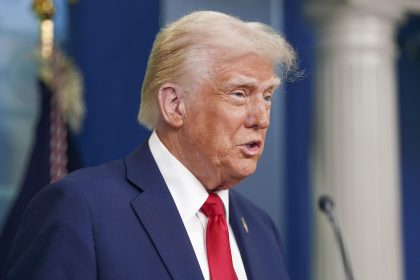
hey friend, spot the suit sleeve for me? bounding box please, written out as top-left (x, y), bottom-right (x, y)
top-left (3, 180), bottom-right (97, 280)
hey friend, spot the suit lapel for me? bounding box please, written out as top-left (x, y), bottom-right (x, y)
top-left (125, 143), bottom-right (203, 280)
top-left (230, 191), bottom-right (290, 280)
top-left (229, 191), bottom-right (260, 280)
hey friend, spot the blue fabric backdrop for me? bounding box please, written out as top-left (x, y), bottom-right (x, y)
top-left (69, 1), bottom-right (160, 166)
top-left (398, 15), bottom-right (420, 280)
top-left (284, 1), bottom-right (314, 279)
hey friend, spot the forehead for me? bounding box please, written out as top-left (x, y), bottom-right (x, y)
top-left (211, 52), bottom-right (279, 89)
top-left (223, 74), bottom-right (280, 91)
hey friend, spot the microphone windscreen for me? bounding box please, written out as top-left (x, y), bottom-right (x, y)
top-left (319, 195), bottom-right (334, 214)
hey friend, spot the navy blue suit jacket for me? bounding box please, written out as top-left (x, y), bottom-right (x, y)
top-left (3, 143), bottom-right (289, 280)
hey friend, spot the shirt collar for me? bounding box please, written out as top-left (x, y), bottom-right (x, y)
top-left (148, 130), bottom-right (230, 225)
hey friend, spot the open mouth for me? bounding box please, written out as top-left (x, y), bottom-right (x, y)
top-left (240, 140), bottom-right (262, 156)
top-left (245, 142), bottom-right (259, 149)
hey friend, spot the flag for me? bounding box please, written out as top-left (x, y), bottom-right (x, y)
top-left (0, 80), bottom-right (82, 273)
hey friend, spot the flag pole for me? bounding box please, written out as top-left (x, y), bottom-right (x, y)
top-left (31, 0), bottom-right (85, 182)
top-left (32, 0), bottom-right (55, 59)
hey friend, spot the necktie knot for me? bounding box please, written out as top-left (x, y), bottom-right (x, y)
top-left (201, 193), bottom-right (225, 217)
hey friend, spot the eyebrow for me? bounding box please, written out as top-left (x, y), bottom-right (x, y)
top-left (225, 75), bottom-right (281, 91)
top-left (227, 75), bottom-right (258, 88)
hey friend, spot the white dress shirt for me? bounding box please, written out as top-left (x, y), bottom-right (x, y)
top-left (149, 131), bottom-right (248, 280)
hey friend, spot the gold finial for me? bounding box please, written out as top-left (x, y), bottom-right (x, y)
top-left (32, 0), bottom-right (55, 20)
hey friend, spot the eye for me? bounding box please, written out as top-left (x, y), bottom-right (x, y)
top-left (232, 91), bottom-right (246, 98)
top-left (263, 93), bottom-right (273, 103)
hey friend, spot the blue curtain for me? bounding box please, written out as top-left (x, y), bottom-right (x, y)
top-left (69, 1), bottom-right (160, 166)
top-left (284, 0), bottom-right (314, 279)
top-left (398, 15), bottom-right (420, 280)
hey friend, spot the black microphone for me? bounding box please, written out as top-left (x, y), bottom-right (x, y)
top-left (319, 195), bottom-right (355, 280)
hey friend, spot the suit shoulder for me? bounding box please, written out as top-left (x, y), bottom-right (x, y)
top-left (45, 159), bottom-right (136, 204)
top-left (64, 159), bottom-right (125, 184)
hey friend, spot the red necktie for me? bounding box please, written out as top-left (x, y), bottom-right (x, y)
top-left (201, 193), bottom-right (237, 280)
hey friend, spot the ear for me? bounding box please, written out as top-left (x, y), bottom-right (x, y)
top-left (157, 83), bottom-right (185, 128)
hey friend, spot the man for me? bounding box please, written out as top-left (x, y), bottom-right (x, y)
top-left (3, 11), bottom-right (296, 280)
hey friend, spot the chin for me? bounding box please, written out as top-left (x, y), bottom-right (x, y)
top-left (232, 162), bottom-right (257, 179)
top-left (219, 160), bottom-right (258, 187)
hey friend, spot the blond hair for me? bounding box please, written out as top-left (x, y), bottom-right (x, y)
top-left (138, 11), bottom-right (297, 130)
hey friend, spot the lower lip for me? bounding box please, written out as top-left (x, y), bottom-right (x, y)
top-left (239, 144), bottom-right (260, 156)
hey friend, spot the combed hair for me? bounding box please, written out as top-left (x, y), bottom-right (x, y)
top-left (138, 11), bottom-right (298, 130)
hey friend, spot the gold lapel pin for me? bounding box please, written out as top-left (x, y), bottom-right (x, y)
top-left (241, 217), bottom-right (249, 234)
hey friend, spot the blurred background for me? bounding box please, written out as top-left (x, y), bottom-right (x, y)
top-left (0, 0), bottom-right (419, 279)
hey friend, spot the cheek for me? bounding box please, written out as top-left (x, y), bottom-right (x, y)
top-left (185, 103), bottom-right (246, 149)
top-left (206, 109), bottom-right (242, 136)
top-left (218, 109), bottom-right (246, 133)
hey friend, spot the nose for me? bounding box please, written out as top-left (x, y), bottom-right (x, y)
top-left (244, 96), bottom-right (270, 129)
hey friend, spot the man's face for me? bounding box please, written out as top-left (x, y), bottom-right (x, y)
top-left (179, 52), bottom-right (279, 191)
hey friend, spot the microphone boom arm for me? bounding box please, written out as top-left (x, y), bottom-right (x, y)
top-left (319, 195), bottom-right (355, 280)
